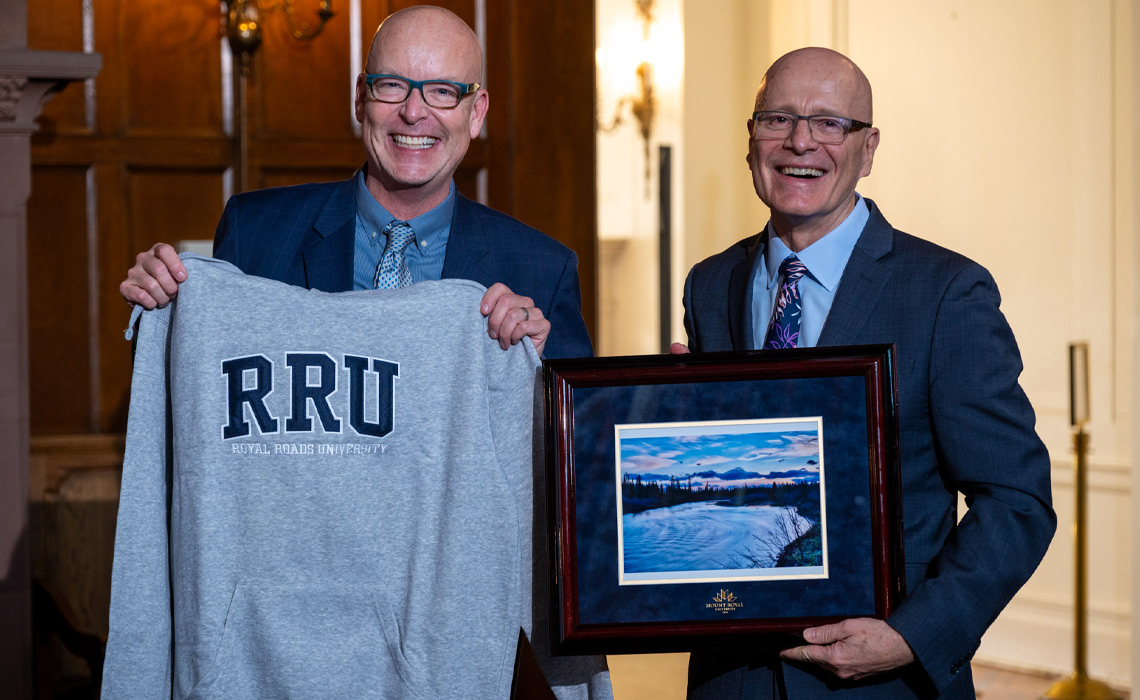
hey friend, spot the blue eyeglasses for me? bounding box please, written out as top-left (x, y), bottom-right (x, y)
top-left (363, 73), bottom-right (480, 109)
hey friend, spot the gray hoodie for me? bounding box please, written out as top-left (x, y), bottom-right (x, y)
top-left (103, 254), bottom-right (610, 700)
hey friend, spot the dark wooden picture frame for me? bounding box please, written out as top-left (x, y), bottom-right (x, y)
top-left (542, 345), bottom-right (904, 655)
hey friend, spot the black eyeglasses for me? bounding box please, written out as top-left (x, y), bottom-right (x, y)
top-left (363, 73), bottom-right (480, 109)
top-left (751, 110), bottom-right (872, 144)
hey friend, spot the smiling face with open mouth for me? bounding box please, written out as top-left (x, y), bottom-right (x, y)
top-left (746, 48), bottom-right (880, 248)
top-left (354, 7), bottom-right (488, 219)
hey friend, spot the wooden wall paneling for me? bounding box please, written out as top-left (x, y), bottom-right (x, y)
top-left (256, 5), bottom-right (356, 139)
top-left (260, 167), bottom-right (357, 189)
top-left (95, 162), bottom-right (133, 435)
top-left (448, 0), bottom-right (486, 204)
top-left (126, 168), bottom-right (228, 251)
top-left (25, 0), bottom-right (84, 53)
top-left (26, 0), bottom-right (87, 133)
top-left (246, 4), bottom-right (365, 190)
top-left (486, 0), bottom-right (598, 341)
top-left (90, 0), bottom-right (124, 135)
top-left (360, 1), bottom-right (389, 60)
top-left (253, 139), bottom-right (363, 188)
top-left (483, 0), bottom-right (513, 209)
top-left (26, 167), bottom-right (93, 436)
top-left (119, 2), bottom-right (224, 137)
top-left (454, 0), bottom-right (485, 202)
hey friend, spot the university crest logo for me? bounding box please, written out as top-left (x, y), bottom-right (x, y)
top-left (706, 589), bottom-right (745, 615)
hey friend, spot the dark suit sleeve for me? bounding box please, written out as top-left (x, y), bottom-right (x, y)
top-left (542, 249), bottom-right (594, 360)
top-left (212, 197), bottom-right (240, 265)
top-left (886, 264), bottom-right (1055, 693)
top-left (680, 238), bottom-right (754, 354)
top-left (682, 267), bottom-right (703, 352)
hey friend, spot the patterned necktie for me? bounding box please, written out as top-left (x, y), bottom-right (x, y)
top-left (763, 254), bottom-right (808, 349)
top-left (372, 220), bottom-right (415, 289)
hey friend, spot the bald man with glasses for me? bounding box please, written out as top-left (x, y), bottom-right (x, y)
top-left (677, 47), bottom-right (1055, 700)
top-left (110, 5), bottom-right (608, 698)
top-left (120, 5), bottom-right (591, 362)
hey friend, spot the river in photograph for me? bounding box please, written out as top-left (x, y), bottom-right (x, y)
top-left (622, 501), bottom-right (809, 573)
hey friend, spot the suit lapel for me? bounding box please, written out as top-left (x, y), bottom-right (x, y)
top-left (300, 176), bottom-right (358, 292)
top-left (817, 201), bottom-right (894, 346)
top-left (441, 193), bottom-right (494, 282)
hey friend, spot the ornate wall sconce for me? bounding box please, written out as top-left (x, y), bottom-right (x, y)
top-left (597, 0), bottom-right (657, 195)
top-left (219, 0), bottom-right (333, 193)
top-left (222, 0), bottom-right (334, 75)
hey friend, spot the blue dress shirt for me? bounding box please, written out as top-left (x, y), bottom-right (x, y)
top-left (750, 195), bottom-right (869, 349)
top-left (352, 172), bottom-right (454, 290)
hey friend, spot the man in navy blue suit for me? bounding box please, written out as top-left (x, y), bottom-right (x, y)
top-left (676, 48), bottom-right (1054, 699)
top-left (120, 5), bottom-right (591, 360)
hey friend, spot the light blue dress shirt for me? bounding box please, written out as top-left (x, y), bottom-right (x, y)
top-left (352, 172), bottom-right (454, 290)
top-left (750, 195), bottom-right (869, 349)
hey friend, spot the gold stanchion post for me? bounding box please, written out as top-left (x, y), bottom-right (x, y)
top-left (1043, 343), bottom-right (1119, 700)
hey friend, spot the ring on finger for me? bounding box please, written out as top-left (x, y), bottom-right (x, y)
top-left (523, 307), bottom-right (530, 322)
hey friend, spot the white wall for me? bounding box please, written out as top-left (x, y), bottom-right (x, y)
top-left (679, 0), bottom-right (769, 331)
top-left (1125, 0), bottom-right (1140, 693)
top-left (597, 0), bottom-right (686, 356)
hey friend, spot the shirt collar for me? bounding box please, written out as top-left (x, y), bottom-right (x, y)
top-left (763, 194), bottom-right (869, 292)
top-left (354, 170), bottom-right (456, 246)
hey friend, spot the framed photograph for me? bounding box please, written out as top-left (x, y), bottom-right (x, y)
top-left (542, 345), bottom-right (903, 655)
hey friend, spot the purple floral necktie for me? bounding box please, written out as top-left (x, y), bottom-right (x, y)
top-left (763, 255), bottom-right (807, 349)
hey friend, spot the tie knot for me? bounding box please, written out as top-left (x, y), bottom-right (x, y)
top-left (373, 220), bottom-right (416, 290)
top-left (779, 255), bottom-right (807, 284)
top-left (385, 220), bottom-right (415, 252)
